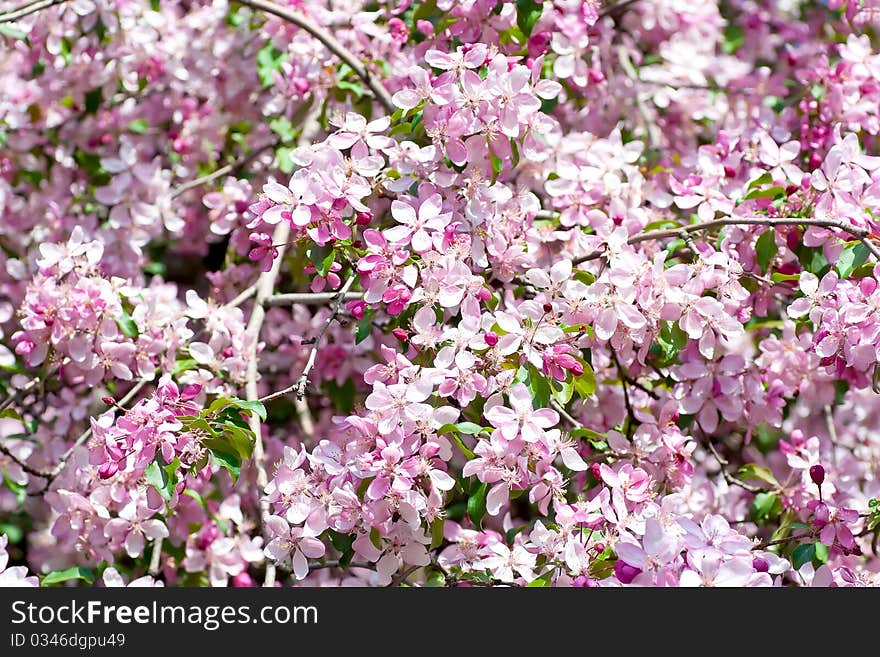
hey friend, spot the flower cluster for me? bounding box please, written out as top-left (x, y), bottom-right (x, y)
top-left (3, 0), bottom-right (880, 590)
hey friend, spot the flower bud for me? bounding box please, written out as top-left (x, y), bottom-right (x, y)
top-left (484, 331), bottom-right (499, 347)
top-left (232, 572), bottom-right (254, 588)
top-left (392, 328), bottom-right (408, 341)
top-left (810, 464), bottom-right (825, 487)
top-left (98, 461), bottom-right (118, 479)
top-left (614, 560), bottom-right (641, 584)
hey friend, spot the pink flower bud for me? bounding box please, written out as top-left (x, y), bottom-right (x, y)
top-left (347, 299), bottom-right (367, 320)
top-left (810, 464), bottom-right (825, 487)
top-left (587, 68), bottom-right (605, 84)
top-left (232, 572), bottom-right (254, 587)
top-left (98, 461), bottom-right (118, 479)
top-left (614, 560), bottom-right (641, 584)
top-left (392, 328), bottom-right (408, 341)
top-left (388, 17), bottom-right (408, 43)
top-left (484, 331), bottom-right (499, 347)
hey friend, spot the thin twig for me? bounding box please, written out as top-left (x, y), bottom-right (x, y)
top-left (551, 399), bottom-right (582, 429)
top-left (0, 0), bottom-right (66, 23)
top-left (259, 275), bottom-right (356, 404)
top-left (706, 440), bottom-right (764, 494)
top-left (170, 140), bottom-right (278, 199)
top-left (609, 349), bottom-right (635, 439)
top-left (571, 216), bottom-right (880, 265)
top-left (265, 291), bottom-right (363, 306)
top-left (4, 379), bottom-right (149, 491)
top-left (0, 366), bottom-right (55, 412)
top-left (148, 537), bottom-right (164, 576)
top-left (246, 222), bottom-right (288, 589)
top-left (243, 108), bottom-right (321, 587)
top-left (226, 282), bottom-right (259, 309)
top-left (236, 0), bottom-right (395, 112)
top-left (388, 564), bottom-right (421, 587)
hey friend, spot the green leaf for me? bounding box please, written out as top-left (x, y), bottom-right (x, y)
top-left (229, 399), bottom-right (267, 422)
top-left (737, 463), bottom-right (779, 487)
top-left (572, 361), bottom-right (596, 399)
top-left (145, 458), bottom-right (178, 502)
top-left (747, 172), bottom-right (773, 190)
top-left (516, 0), bottom-right (543, 37)
top-left (183, 488), bottom-right (208, 510)
top-left (721, 24), bottom-right (744, 55)
top-left (525, 364), bottom-right (551, 408)
top-left (657, 321), bottom-right (688, 360)
top-left (355, 312), bottom-right (374, 344)
top-left (430, 517), bottom-right (445, 550)
top-left (2, 467), bottom-right (26, 505)
top-left (256, 42), bottom-right (287, 88)
top-left (206, 396), bottom-right (267, 422)
top-left (450, 433), bottom-right (476, 461)
top-left (552, 377), bottom-right (573, 405)
top-left (269, 116), bottom-right (297, 142)
top-left (571, 427), bottom-right (605, 441)
top-left (814, 542), bottom-right (829, 564)
top-left (791, 543), bottom-right (816, 570)
top-left (742, 185), bottom-right (785, 201)
top-left (455, 422), bottom-right (483, 435)
top-left (0, 25), bottom-right (29, 40)
top-left (467, 482), bottom-right (489, 529)
top-left (114, 307), bottom-right (139, 339)
top-left (526, 572), bottom-right (553, 587)
top-left (836, 241), bottom-right (870, 279)
top-left (42, 566), bottom-right (94, 586)
top-left (755, 231), bottom-right (778, 274)
top-left (0, 408), bottom-right (22, 421)
top-left (276, 146), bottom-right (295, 174)
top-left (307, 244), bottom-right (335, 278)
top-left (127, 119), bottom-right (149, 134)
top-left (209, 448), bottom-right (241, 480)
top-left (749, 491), bottom-right (781, 524)
top-left (490, 153), bottom-right (503, 183)
top-left (0, 522), bottom-right (23, 544)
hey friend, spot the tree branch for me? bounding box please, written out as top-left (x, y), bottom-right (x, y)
top-left (170, 139), bottom-right (279, 199)
top-left (259, 274), bottom-right (357, 404)
top-left (242, 106), bottom-right (322, 587)
top-left (0, 0), bottom-right (66, 23)
top-left (571, 216), bottom-right (880, 265)
top-left (265, 291), bottom-right (363, 306)
top-left (2, 379), bottom-right (149, 491)
top-left (236, 0), bottom-right (395, 113)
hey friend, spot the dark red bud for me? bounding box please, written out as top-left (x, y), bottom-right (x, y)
top-left (392, 328), bottom-right (408, 341)
top-left (810, 464), bottom-right (825, 487)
